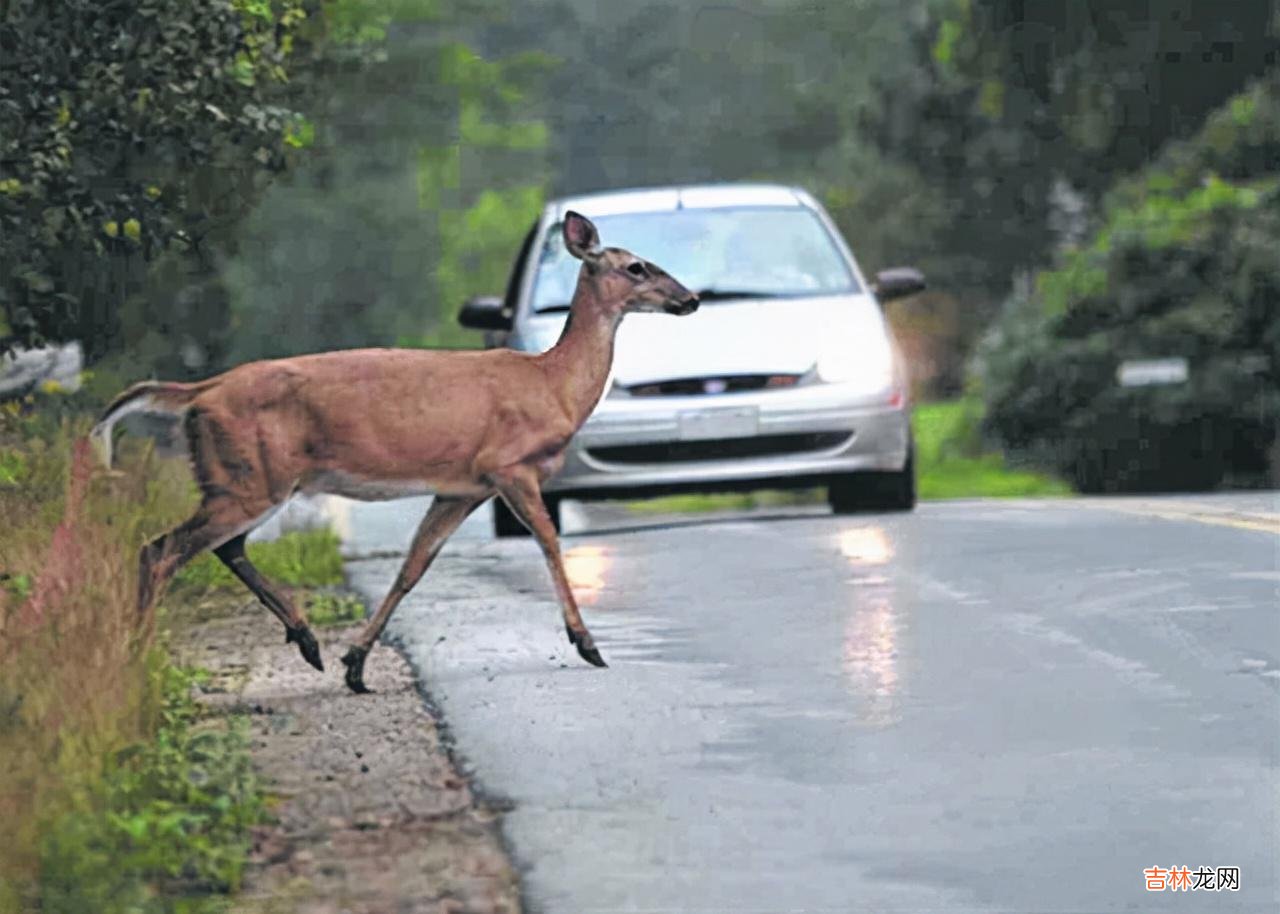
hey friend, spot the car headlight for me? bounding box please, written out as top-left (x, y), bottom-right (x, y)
top-left (812, 338), bottom-right (895, 391)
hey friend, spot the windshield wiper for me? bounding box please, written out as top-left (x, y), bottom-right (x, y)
top-left (534, 303), bottom-right (572, 314)
top-left (692, 288), bottom-right (786, 301)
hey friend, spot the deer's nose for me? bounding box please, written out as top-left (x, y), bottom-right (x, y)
top-left (679, 294), bottom-right (699, 314)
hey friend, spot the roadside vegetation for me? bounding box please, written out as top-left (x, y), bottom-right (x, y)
top-left (913, 400), bottom-right (1072, 500)
top-left (0, 393), bottom-right (355, 913)
top-left (977, 74), bottom-right (1280, 492)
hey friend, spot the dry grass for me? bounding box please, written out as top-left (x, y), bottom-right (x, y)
top-left (0, 405), bottom-right (354, 913)
top-left (0, 413), bottom-right (197, 902)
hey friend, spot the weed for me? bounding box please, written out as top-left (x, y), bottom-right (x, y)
top-left (36, 663), bottom-right (264, 914)
top-left (173, 529), bottom-right (345, 594)
top-left (0, 414), bottom-right (264, 913)
top-left (305, 590), bottom-right (366, 627)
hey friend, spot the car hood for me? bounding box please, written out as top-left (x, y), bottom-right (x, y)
top-left (520, 294), bottom-right (888, 386)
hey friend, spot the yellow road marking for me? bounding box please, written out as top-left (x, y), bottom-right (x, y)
top-left (1080, 499), bottom-right (1280, 536)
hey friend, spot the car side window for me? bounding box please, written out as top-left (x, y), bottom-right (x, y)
top-left (504, 222), bottom-right (539, 313)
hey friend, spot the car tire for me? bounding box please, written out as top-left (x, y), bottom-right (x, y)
top-left (492, 494), bottom-right (563, 538)
top-left (827, 447), bottom-right (917, 514)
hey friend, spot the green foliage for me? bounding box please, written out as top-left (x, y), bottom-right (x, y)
top-left (1036, 175), bottom-right (1276, 318)
top-left (0, 447), bottom-right (29, 485)
top-left (913, 401), bottom-right (1072, 499)
top-left (1, 571), bottom-right (32, 601)
top-left (283, 117), bottom-right (318, 150)
top-left (0, 0), bottom-right (311, 357)
top-left (418, 184), bottom-right (546, 347)
top-left (979, 77), bottom-right (1280, 492)
top-left (824, 0), bottom-right (1277, 390)
top-left (36, 664), bottom-right (264, 914)
top-left (174, 528), bottom-right (345, 593)
top-left (414, 44), bottom-right (552, 347)
top-left (321, 0), bottom-right (444, 50)
top-left (305, 590), bottom-right (367, 626)
top-left (221, 16), bottom-right (548, 361)
top-left (920, 0), bottom-right (1278, 195)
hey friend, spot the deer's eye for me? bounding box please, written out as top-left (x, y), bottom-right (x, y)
top-left (626, 262), bottom-right (647, 277)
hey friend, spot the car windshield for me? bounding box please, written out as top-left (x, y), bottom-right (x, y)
top-left (529, 206), bottom-right (859, 312)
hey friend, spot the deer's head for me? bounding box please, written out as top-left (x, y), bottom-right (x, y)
top-left (563, 211), bottom-right (699, 317)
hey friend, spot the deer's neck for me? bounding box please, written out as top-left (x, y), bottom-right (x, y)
top-left (540, 286), bottom-right (622, 429)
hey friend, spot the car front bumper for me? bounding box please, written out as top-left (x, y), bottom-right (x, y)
top-left (544, 383), bottom-right (911, 498)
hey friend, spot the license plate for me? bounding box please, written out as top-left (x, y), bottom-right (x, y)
top-left (678, 406), bottom-right (759, 441)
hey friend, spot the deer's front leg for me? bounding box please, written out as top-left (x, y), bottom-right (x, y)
top-left (341, 493), bottom-right (484, 694)
top-left (492, 468), bottom-right (607, 668)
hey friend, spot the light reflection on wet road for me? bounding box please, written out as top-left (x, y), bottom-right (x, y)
top-left (342, 493), bottom-right (1279, 913)
top-left (562, 543), bottom-right (613, 606)
top-left (835, 525), bottom-right (901, 727)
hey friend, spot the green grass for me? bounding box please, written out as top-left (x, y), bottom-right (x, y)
top-left (173, 528), bottom-right (345, 593)
top-left (172, 528), bottom-right (365, 627)
top-left (303, 591), bottom-right (367, 627)
top-left (36, 662), bottom-right (264, 914)
top-left (913, 400), bottom-right (1072, 499)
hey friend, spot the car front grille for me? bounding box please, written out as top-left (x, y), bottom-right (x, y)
top-left (622, 374), bottom-right (800, 397)
top-left (584, 432), bottom-right (851, 465)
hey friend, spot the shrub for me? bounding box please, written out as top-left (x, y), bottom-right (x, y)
top-left (977, 77), bottom-right (1280, 492)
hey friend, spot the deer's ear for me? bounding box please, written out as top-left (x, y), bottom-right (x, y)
top-left (563, 211), bottom-right (602, 262)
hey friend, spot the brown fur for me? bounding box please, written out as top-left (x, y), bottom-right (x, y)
top-left (100, 212), bottom-right (698, 691)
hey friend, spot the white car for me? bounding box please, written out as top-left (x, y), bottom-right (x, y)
top-left (459, 184), bottom-right (924, 536)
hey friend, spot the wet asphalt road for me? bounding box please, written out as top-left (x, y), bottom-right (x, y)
top-left (340, 494), bottom-right (1280, 914)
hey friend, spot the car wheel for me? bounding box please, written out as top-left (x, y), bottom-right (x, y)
top-left (828, 447), bottom-right (917, 514)
top-left (492, 494), bottom-right (563, 537)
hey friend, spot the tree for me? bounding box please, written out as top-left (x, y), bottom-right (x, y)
top-left (219, 9), bottom-right (551, 361)
top-left (887, 0), bottom-right (1280, 299)
top-left (0, 0), bottom-right (313, 358)
top-left (977, 75), bottom-right (1280, 491)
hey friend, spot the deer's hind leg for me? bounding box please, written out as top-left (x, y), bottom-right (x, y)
top-left (137, 497), bottom-right (265, 616)
top-left (141, 404), bottom-right (323, 668)
top-left (214, 532), bottom-right (323, 671)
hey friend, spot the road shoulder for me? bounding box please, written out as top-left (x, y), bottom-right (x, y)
top-left (179, 600), bottom-right (522, 914)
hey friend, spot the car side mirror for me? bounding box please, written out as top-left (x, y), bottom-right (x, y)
top-left (458, 295), bottom-right (513, 331)
top-left (872, 267), bottom-right (926, 302)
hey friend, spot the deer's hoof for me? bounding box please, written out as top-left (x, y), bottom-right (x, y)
top-left (577, 642), bottom-right (608, 668)
top-left (341, 645), bottom-right (373, 694)
top-left (566, 625), bottom-right (608, 668)
top-left (286, 625), bottom-right (324, 672)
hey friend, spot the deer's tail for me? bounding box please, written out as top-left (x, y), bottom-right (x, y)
top-left (90, 380), bottom-right (209, 468)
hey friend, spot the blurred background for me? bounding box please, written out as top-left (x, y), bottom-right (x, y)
top-left (2, 0), bottom-right (1278, 493)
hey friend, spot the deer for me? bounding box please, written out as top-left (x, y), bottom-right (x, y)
top-left (91, 211), bottom-right (699, 693)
